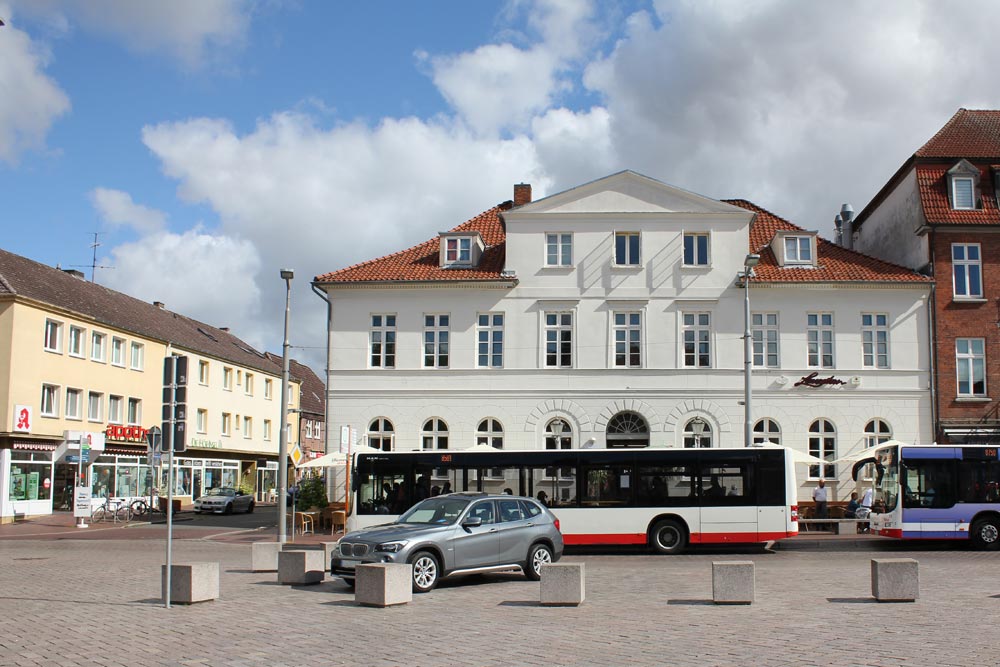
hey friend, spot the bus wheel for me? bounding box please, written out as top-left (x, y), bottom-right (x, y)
top-left (971, 517), bottom-right (1000, 550)
top-left (650, 520), bottom-right (687, 555)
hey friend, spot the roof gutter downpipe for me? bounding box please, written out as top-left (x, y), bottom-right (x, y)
top-left (927, 231), bottom-right (938, 443)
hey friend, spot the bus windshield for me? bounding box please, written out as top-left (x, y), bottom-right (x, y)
top-left (876, 446), bottom-right (899, 512)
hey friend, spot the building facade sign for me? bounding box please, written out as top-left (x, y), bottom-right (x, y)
top-left (794, 372), bottom-right (848, 388)
top-left (13, 405), bottom-right (32, 433)
top-left (104, 424), bottom-right (148, 443)
top-left (188, 438), bottom-right (222, 449)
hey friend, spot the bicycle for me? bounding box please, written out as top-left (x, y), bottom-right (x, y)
top-left (91, 496), bottom-right (130, 523)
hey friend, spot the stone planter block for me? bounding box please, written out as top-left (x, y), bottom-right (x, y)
top-left (277, 549), bottom-right (325, 585)
top-left (713, 561), bottom-right (754, 605)
top-left (871, 558), bottom-right (919, 602)
top-left (251, 542), bottom-right (281, 572)
top-left (356, 563), bottom-right (413, 607)
top-left (162, 562), bottom-right (219, 604)
top-left (540, 562), bottom-right (585, 606)
top-left (322, 542), bottom-right (339, 571)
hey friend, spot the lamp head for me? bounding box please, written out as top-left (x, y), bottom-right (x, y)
top-left (744, 253), bottom-right (760, 268)
top-left (550, 419), bottom-right (564, 435)
top-left (280, 269), bottom-right (294, 281)
top-left (690, 417), bottom-right (706, 436)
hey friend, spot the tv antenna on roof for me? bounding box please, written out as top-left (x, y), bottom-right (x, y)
top-left (70, 232), bottom-right (115, 283)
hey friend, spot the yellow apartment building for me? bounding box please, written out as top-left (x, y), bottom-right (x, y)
top-left (0, 248), bottom-right (301, 522)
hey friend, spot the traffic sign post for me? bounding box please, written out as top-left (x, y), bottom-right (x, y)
top-left (161, 355), bottom-right (188, 609)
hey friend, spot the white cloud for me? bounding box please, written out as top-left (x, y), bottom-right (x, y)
top-left (101, 229), bottom-right (262, 340)
top-left (0, 5), bottom-right (70, 164)
top-left (90, 188), bottom-right (167, 234)
top-left (9, 0), bottom-right (251, 68)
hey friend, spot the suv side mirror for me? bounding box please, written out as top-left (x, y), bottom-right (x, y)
top-left (462, 516), bottom-right (483, 529)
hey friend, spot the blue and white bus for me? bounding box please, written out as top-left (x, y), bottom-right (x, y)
top-left (864, 443), bottom-right (1000, 548)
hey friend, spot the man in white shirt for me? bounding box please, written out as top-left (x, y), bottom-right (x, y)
top-left (812, 478), bottom-right (829, 522)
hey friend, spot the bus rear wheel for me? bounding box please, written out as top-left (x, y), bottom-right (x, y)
top-left (971, 517), bottom-right (1000, 550)
top-left (650, 520), bottom-right (687, 555)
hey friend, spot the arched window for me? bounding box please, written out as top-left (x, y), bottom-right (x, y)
top-left (864, 419), bottom-right (892, 448)
top-left (606, 411), bottom-right (649, 448)
top-left (367, 418), bottom-right (394, 451)
top-left (545, 419), bottom-right (572, 478)
top-left (422, 418), bottom-right (448, 451)
top-left (683, 417), bottom-right (712, 448)
top-left (477, 418), bottom-right (504, 449)
top-left (808, 419), bottom-right (836, 479)
top-left (753, 418), bottom-right (781, 446)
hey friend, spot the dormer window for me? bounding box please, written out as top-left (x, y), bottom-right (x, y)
top-left (771, 230), bottom-right (818, 268)
top-left (439, 232), bottom-right (484, 268)
top-left (947, 159), bottom-right (981, 210)
top-left (784, 236), bottom-right (812, 263)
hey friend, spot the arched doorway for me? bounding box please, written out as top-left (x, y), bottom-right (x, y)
top-left (606, 411), bottom-right (649, 448)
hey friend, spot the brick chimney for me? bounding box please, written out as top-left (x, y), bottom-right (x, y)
top-left (513, 183), bottom-right (532, 206)
top-left (153, 301), bottom-right (165, 309)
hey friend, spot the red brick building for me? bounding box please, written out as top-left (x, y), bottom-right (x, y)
top-left (853, 109), bottom-right (1000, 442)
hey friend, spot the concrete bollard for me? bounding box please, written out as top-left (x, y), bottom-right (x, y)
top-left (162, 562), bottom-right (219, 604)
top-left (277, 550), bottom-right (325, 585)
top-left (712, 561), bottom-right (754, 604)
top-left (356, 563), bottom-right (413, 607)
top-left (322, 542), bottom-right (339, 572)
top-left (251, 542), bottom-right (281, 572)
top-left (540, 562), bottom-right (585, 606)
top-left (871, 558), bottom-right (919, 602)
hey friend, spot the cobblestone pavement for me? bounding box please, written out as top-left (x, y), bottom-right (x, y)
top-left (1, 536), bottom-right (998, 667)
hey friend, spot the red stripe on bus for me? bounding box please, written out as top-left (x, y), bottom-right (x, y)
top-left (880, 528), bottom-right (903, 538)
top-left (563, 531), bottom-right (797, 546)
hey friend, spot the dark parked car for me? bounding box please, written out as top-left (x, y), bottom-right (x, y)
top-left (331, 493), bottom-right (564, 592)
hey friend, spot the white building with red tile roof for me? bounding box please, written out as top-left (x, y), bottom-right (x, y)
top-left (314, 170), bottom-right (932, 502)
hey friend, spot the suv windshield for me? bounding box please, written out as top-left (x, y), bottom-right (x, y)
top-left (398, 497), bottom-right (470, 525)
top-left (206, 488), bottom-right (234, 497)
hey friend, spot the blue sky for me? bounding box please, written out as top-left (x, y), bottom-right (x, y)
top-left (2, 0), bottom-right (1000, 371)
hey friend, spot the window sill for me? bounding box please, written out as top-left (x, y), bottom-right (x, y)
top-left (44, 348), bottom-right (62, 354)
top-left (955, 397), bottom-right (991, 402)
top-left (610, 264), bottom-right (643, 272)
top-left (951, 297), bottom-right (986, 303)
top-left (541, 265), bottom-right (574, 271)
top-left (680, 264), bottom-right (712, 270)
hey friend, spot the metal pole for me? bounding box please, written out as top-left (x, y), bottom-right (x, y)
top-left (744, 269), bottom-right (753, 448)
top-left (277, 270), bottom-right (293, 544)
top-left (165, 380), bottom-right (175, 609)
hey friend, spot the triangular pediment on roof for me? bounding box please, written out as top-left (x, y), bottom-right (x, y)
top-left (506, 170), bottom-right (750, 217)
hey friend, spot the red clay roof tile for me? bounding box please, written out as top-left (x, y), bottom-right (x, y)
top-left (916, 109), bottom-right (1000, 158)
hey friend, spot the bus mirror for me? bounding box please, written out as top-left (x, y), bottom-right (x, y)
top-left (851, 458), bottom-right (877, 482)
top-left (875, 462), bottom-right (884, 486)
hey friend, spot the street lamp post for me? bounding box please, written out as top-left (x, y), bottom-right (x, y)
top-left (277, 269), bottom-right (294, 544)
top-left (741, 253), bottom-right (761, 448)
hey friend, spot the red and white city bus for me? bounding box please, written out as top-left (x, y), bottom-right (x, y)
top-left (346, 446), bottom-right (799, 553)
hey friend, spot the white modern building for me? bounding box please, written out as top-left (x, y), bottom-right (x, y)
top-left (313, 171), bottom-right (933, 500)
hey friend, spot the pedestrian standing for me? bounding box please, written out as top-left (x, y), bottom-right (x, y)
top-left (813, 478), bottom-right (829, 528)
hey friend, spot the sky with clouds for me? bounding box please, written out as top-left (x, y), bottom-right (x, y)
top-left (2, 0), bottom-right (1000, 372)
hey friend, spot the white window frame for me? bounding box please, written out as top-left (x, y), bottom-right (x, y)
top-left (264, 378), bottom-right (273, 399)
top-left (807, 312), bottom-right (835, 368)
top-left (545, 233), bottom-right (573, 267)
top-left (223, 367), bottom-right (233, 391)
top-left (612, 311), bottom-right (642, 368)
top-left (243, 416), bottom-right (252, 439)
top-left (40, 384), bottom-right (60, 417)
top-left (861, 313), bottom-right (890, 369)
top-left (65, 387), bottom-right (82, 420)
top-left (614, 231), bottom-right (641, 266)
top-left (682, 232), bottom-right (710, 267)
top-left (68, 326), bottom-right (85, 358)
top-left (109, 336), bottom-right (124, 366)
top-left (476, 312), bottom-right (504, 368)
top-left (129, 342), bottom-right (144, 370)
top-left (245, 373), bottom-right (254, 396)
top-left (196, 409), bottom-right (208, 434)
top-left (445, 237), bottom-right (471, 264)
top-left (952, 243), bottom-right (983, 299)
top-left (784, 236), bottom-right (813, 264)
top-left (543, 311), bottom-right (574, 368)
top-left (108, 395), bottom-right (123, 424)
top-left (751, 312), bottom-right (780, 368)
top-left (91, 332), bottom-right (107, 363)
top-left (263, 419), bottom-right (272, 441)
top-left (44, 320), bottom-right (62, 353)
top-left (126, 398), bottom-right (141, 425)
top-left (305, 420), bottom-right (313, 439)
top-left (199, 360), bottom-right (209, 385)
top-left (222, 413), bottom-right (232, 436)
top-left (952, 176), bottom-right (976, 210)
top-left (367, 418), bottom-right (394, 451)
top-left (682, 312), bottom-right (712, 368)
top-left (808, 419), bottom-right (837, 480)
top-left (752, 418), bottom-right (781, 445)
top-left (370, 314), bottom-right (397, 369)
top-left (87, 391), bottom-right (103, 422)
top-left (423, 314), bottom-right (450, 369)
top-left (957, 338), bottom-right (987, 397)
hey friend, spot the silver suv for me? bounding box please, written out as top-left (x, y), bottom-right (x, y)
top-left (330, 493), bottom-right (564, 592)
